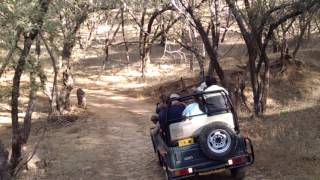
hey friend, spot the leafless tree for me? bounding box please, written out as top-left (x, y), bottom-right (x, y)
top-left (172, 0), bottom-right (225, 84)
top-left (292, 12), bottom-right (316, 61)
top-left (121, 5), bottom-right (130, 65)
top-left (101, 9), bottom-right (122, 75)
top-left (225, 0), bottom-right (319, 115)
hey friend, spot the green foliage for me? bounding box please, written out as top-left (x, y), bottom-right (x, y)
top-left (0, 0), bottom-right (42, 50)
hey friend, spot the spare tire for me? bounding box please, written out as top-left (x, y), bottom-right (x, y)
top-left (199, 122), bottom-right (237, 160)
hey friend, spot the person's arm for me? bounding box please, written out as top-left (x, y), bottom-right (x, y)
top-left (155, 103), bottom-right (160, 114)
top-left (182, 105), bottom-right (191, 118)
top-left (158, 109), bottom-right (166, 130)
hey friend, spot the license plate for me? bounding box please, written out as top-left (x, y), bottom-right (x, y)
top-left (199, 168), bottom-right (225, 176)
top-left (178, 138), bottom-right (194, 147)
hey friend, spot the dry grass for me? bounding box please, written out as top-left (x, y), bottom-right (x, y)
top-left (234, 61), bottom-right (320, 179)
top-left (0, 29), bottom-right (319, 179)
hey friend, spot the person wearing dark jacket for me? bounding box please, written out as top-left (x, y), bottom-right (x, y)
top-left (151, 94), bottom-right (185, 142)
top-left (158, 94), bottom-right (185, 132)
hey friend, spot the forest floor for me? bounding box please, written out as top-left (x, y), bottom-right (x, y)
top-left (0, 35), bottom-right (320, 180)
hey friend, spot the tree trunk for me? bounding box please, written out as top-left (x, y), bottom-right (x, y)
top-left (292, 18), bottom-right (311, 61)
top-left (36, 61), bottom-right (52, 106)
top-left (39, 32), bottom-right (61, 115)
top-left (247, 45), bottom-right (260, 114)
top-left (207, 59), bottom-right (215, 78)
top-left (206, 46), bottom-right (224, 82)
top-left (121, 7), bottom-right (130, 65)
top-left (102, 40), bottom-right (110, 72)
top-left (159, 20), bottom-right (166, 46)
top-left (62, 67), bottom-right (74, 111)
top-left (306, 20), bottom-right (311, 40)
top-left (195, 54), bottom-right (205, 82)
top-left (271, 31), bottom-right (280, 53)
top-left (278, 19), bottom-right (295, 72)
top-left (221, 9), bottom-right (232, 43)
top-left (59, 7), bottom-right (90, 112)
top-left (61, 42), bottom-right (75, 112)
top-left (139, 3), bottom-right (147, 77)
top-left (315, 19), bottom-right (320, 33)
top-left (10, 34), bottom-right (36, 172)
top-left (21, 64), bottom-right (38, 144)
top-left (188, 26), bottom-right (194, 71)
top-left (141, 46), bottom-right (151, 77)
top-left (280, 26), bottom-right (290, 70)
top-left (186, 4), bottom-right (224, 83)
top-left (261, 55), bottom-right (270, 114)
top-left (194, 24), bottom-right (223, 81)
top-left (101, 11), bottom-right (121, 74)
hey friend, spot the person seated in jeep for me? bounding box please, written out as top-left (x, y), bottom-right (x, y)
top-left (151, 94), bottom-right (174, 123)
top-left (182, 95), bottom-right (206, 121)
top-left (204, 84), bottom-right (229, 115)
top-left (151, 94), bottom-right (185, 136)
top-left (197, 76), bottom-right (218, 92)
top-left (158, 94), bottom-right (185, 132)
top-left (155, 94), bottom-right (169, 114)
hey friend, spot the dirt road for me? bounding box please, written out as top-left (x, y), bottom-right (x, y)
top-left (40, 88), bottom-right (263, 180)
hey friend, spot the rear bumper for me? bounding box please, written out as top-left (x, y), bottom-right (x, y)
top-left (167, 137), bottom-right (254, 179)
top-left (168, 154), bottom-right (252, 179)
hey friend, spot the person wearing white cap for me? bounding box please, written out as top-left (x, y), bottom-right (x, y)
top-left (170, 93), bottom-right (180, 98)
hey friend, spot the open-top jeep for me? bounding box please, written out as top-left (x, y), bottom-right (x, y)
top-left (150, 88), bottom-right (254, 180)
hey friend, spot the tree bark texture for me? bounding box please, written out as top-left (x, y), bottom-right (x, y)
top-left (225, 0), bottom-right (318, 115)
top-left (140, 4), bottom-right (175, 77)
top-left (59, 5), bottom-right (91, 112)
top-left (39, 32), bottom-right (61, 114)
top-left (121, 7), bottom-right (130, 65)
top-left (21, 66), bottom-right (38, 144)
top-left (10, 0), bottom-right (49, 172)
top-left (184, 3), bottom-right (225, 83)
top-left (10, 35), bottom-right (35, 173)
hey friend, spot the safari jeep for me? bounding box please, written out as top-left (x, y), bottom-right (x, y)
top-left (150, 88), bottom-right (254, 180)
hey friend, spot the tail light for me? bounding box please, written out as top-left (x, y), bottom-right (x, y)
top-left (228, 155), bottom-right (248, 166)
top-left (174, 167), bottom-right (193, 176)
